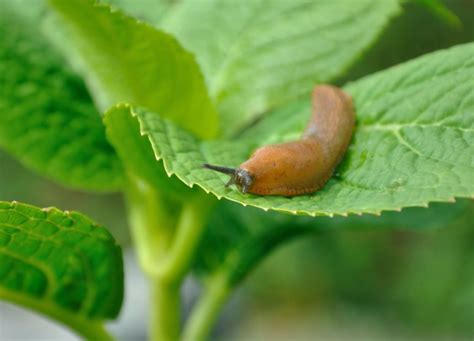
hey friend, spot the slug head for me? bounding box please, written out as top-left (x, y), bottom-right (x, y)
top-left (202, 163), bottom-right (254, 193)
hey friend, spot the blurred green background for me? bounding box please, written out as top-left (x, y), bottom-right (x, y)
top-left (1, 0), bottom-right (473, 340)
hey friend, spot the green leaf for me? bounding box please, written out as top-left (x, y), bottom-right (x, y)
top-left (411, 0), bottom-right (462, 29)
top-left (0, 201), bottom-right (123, 338)
top-left (103, 104), bottom-right (191, 198)
top-left (48, 0), bottom-right (218, 139)
top-left (117, 42), bottom-right (474, 216)
top-left (1, 0), bottom-right (46, 24)
top-left (100, 0), bottom-right (173, 25)
top-left (163, 0), bottom-right (401, 135)
top-left (0, 3), bottom-right (123, 191)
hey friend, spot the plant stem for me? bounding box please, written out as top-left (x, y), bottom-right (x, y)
top-left (159, 197), bottom-right (213, 283)
top-left (148, 197), bottom-right (212, 341)
top-left (182, 271), bottom-right (230, 341)
top-left (126, 175), bottom-right (215, 340)
top-left (150, 279), bottom-right (181, 341)
top-left (126, 176), bottom-right (177, 275)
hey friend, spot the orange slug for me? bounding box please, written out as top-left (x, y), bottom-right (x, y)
top-left (203, 85), bottom-right (355, 196)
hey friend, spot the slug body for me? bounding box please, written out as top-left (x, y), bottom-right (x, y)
top-left (204, 85), bottom-right (355, 196)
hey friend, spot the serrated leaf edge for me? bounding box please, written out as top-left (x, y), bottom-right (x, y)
top-left (110, 104), bottom-right (471, 218)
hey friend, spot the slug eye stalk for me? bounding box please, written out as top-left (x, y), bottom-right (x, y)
top-left (202, 163), bottom-right (253, 193)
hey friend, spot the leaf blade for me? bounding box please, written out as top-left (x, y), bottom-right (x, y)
top-left (0, 3), bottom-right (123, 192)
top-left (100, 0), bottom-right (173, 25)
top-left (49, 0), bottom-right (219, 139)
top-left (103, 104), bottom-right (191, 198)
top-left (0, 201), bottom-right (123, 337)
top-left (164, 0), bottom-right (401, 135)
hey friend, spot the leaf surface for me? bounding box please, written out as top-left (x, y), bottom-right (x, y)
top-left (49, 0), bottom-right (218, 139)
top-left (114, 43), bottom-right (474, 216)
top-left (163, 0), bottom-right (401, 135)
top-left (103, 104), bottom-right (191, 198)
top-left (101, 0), bottom-right (173, 25)
top-left (0, 3), bottom-right (123, 191)
top-left (0, 201), bottom-right (123, 335)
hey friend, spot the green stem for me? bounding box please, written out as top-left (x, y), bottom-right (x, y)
top-left (159, 198), bottom-right (213, 283)
top-left (149, 197), bottom-right (212, 341)
top-left (126, 175), bottom-right (215, 341)
top-left (150, 280), bottom-right (181, 341)
top-left (126, 176), bottom-right (177, 275)
top-left (182, 271), bottom-right (231, 341)
top-left (126, 176), bottom-right (179, 341)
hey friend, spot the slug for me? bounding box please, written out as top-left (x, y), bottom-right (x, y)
top-left (203, 84), bottom-right (355, 196)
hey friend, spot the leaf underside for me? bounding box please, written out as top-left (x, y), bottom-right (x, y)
top-left (0, 201), bottom-right (123, 321)
top-left (110, 42), bottom-right (474, 217)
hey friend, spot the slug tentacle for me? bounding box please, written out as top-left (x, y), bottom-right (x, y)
top-left (203, 85), bottom-right (355, 197)
top-left (203, 164), bottom-right (254, 193)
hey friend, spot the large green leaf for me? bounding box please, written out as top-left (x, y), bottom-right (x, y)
top-left (110, 42), bottom-right (474, 216)
top-left (163, 0), bottom-right (401, 135)
top-left (49, 0), bottom-right (218, 139)
top-left (0, 201), bottom-right (123, 338)
top-left (0, 2), bottom-right (123, 191)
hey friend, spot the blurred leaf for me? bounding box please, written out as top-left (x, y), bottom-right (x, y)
top-left (49, 0), bottom-right (218, 139)
top-left (194, 202), bottom-right (308, 285)
top-left (391, 200), bottom-right (474, 333)
top-left (337, 0), bottom-right (474, 85)
top-left (163, 0), bottom-right (401, 135)
top-left (0, 201), bottom-right (123, 337)
top-left (241, 199), bottom-right (474, 337)
top-left (411, 0), bottom-right (462, 29)
top-left (116, 43), bottom-right (474, 216)
top-left (194, 199), bottom-right (471, 284)
top-left (100, 0), bottom-right (174, 25)
top-left (1, 0), bottom-right (46, 24)
top-left (0, 2), bottom-right (123, 191)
